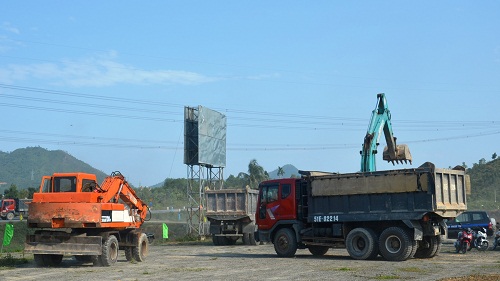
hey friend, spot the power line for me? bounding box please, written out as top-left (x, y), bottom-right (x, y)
top-left (1, 83), bottom-right (499, 130)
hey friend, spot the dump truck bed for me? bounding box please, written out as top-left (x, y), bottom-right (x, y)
top-left (303, 162), bottom-right (468, 222)
top-left (205, 188), bottom-right (259, 220)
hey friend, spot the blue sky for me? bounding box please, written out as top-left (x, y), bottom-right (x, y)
top-left (1, 2), bottom-right (499, 186)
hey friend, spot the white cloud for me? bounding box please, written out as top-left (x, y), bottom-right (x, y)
top-left (0, 53), bottom-right (219, 87)
top-left (2, 22), bottom-right (20, 34)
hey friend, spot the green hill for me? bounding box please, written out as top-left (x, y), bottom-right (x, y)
top-left (0, 146), bottom-right (107, 190)
top-left (466, 157), bottom-right (500, 211)
top-left (268, 164), bottom-right (300, 179)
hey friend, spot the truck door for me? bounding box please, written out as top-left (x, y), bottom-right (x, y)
top-left (258, 183), bottom-right (279, 230)
top-left (257, 181), bottom-right (296, 230)
top-left (40, 176), bottom-right (52, 193)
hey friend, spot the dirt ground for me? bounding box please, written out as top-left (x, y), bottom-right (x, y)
top-left (2, 240), bottom-right (500, 281)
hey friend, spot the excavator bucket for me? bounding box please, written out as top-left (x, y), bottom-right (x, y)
top-left (383, 144), bottom-right (412, 165)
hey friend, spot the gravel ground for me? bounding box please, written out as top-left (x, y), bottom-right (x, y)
top-left (2, 240), bottom-right (500, 281)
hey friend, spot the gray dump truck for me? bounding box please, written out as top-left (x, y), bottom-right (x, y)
top-left (205, 187), bottom-right (259, 245)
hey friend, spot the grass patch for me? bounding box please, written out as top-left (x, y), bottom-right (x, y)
top-left (398, 267), bottom-right (425, 273)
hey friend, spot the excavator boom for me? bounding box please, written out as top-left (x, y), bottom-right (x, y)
top-left (360, 93), bottom-right (412, 172)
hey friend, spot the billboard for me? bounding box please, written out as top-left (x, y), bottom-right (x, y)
top-left (184, 106), bottom-right (226, 167)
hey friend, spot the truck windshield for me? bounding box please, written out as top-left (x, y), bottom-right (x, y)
top-left (54, 177), bottom-right (77, 192)
top-left (41, 178), bottom-right (52, 193)
top-left (260, 184), bottom-right (279, 203)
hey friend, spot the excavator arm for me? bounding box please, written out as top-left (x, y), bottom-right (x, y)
top-left (360, 93), bottom-right (412, 172)
top-left (97, 171), bottom-right (149, 223)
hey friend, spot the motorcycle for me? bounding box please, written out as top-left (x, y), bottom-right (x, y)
top-left (472, 228), bottom-right (489, 251)
top-left (493, 229), bottom-right (500, 250)
top-left (454, 228), bottom-right (473, 254)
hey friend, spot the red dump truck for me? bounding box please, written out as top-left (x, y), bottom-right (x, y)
top-left (1, 198), bottom-right (31, 220)
top-left (255, 162), bottom-right (469, 261)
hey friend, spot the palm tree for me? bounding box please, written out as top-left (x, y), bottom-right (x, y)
top-left (277, 166), bottom-right (285, 178)
top-left (247, 159), bottom-right (269, 189)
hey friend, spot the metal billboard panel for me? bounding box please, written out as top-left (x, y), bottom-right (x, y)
top-left (198, 106), bottom-right (226, 167)
top-left (183, 106), bottom-right (226, 167)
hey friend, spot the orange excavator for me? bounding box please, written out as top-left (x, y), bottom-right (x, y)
top-left (24, 171), bottom-right (152, 267)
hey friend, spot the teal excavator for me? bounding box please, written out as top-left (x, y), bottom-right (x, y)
top-left (360, 93), bottom-right (412, 172)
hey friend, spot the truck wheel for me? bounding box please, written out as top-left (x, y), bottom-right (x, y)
top-left (34, 254), bottom-right (47, 267)
top-left (6, 212), bottom-right (14, 220)
top-left (100, 235), bottom-right (119, 266)
top-left (273, 228), bottom-right (297, 257)
top-left (414, 236), bottom-right (441, 259)
top-left (243, 233), bottom-right (250, 245)
top-left (224, 237), bottom-right (237, 245)
top-left (47, 254), bottom-right (63, 266)
top-left (379, 227), bottom-right (413, 261)
top-left (249, 233), bottom-right (257, 246)
top-left (212, 235), bottom-right (220, 246)
top-left (74, 255), bottom-right (93, 263)
top-left (124, 247), bottom-right (133, 261)
top-left (243, 233), bottom-right (257, 246)
top-left (216, 236), bottom-right (226, 245)
top-left (345, 228), bottom-right (379, 260)
top-left (308, 245), bottom-right (329, 256)
top-left (34, 254), bottom-right (63, 267)
top-left (133, 233), bottom-right (148, 262)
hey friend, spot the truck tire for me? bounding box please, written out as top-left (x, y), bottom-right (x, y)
top-left (345, 228), bottom-right (379, 260)
top-left (124, 247), bottom-right (133, 261)
top-left (273, 228), bottom-right (297, 257)
top-left (224, 237), bottom-right (237, 245)
top-left (100, 235), bottom-right (119, 266)
top-left (243, 233), bottom-right (257, 246)
top-left (212, 234), bottom-right (220, 246)
top-left (74, 255), bottom-right (93, 263)
top-left (6, 212), bottom-right (14, 220)
top-left (242, 233), bottom-right (250, 245)
top-left (34, 254), bottom-right (63, 267)
top-left (34, 254), bottom-right (46, 266)
top-left (249, 233), bottom-right (257, 246)
top-left (308, 245), bottom-right (329, 256)
top-left (414, 235), bottom-right (441, 259)
top-left (379, 227), bottom-right (413, 261)
top-left (133, 233), bottom-right (148, 262)
top-left (216, 236), bottom-right (226, 245)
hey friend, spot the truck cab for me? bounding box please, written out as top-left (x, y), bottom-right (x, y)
top-left (255, 178), bottom-right (300, 240)
top-left (38, 173), bottom-right (98, 193)
top-left (0, 199), bottom-right (16, 220)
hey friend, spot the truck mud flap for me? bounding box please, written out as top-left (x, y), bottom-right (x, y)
top-left (25, 234), bottom-right (102, 255)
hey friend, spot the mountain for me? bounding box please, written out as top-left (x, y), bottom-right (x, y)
top-left (267, 164), bottom-right (300, 179)
top-left (0, 147), bottom-right (108, 189)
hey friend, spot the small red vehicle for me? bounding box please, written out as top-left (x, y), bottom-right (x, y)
top-left (454, 228), bottom-right (473, 254)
